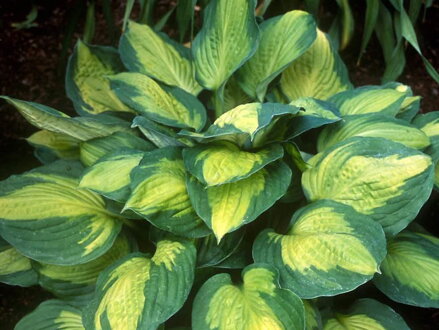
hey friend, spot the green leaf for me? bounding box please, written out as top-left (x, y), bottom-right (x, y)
top-left (179, 103), bottom-right (300, 149)
top-left (358, 0), bottom-right (379, 63)
top-left (79, 131), bottom-right (154, 167)
top-left (65, 40), bottom-right (133, 115)
top-left (413, 111), bottom-right (439, 188)
top-left (304, 300), bottom-right (322, 330)
top-left (132, 116), bottom-right (193, 148)
top-left (322, 298), bottom-right (410, 330)
top-left (1, 97), bottom-right (132, 141)
top-left (183, 141), bottom-right (284, 186)
top-left (0, 161), bottom-right (122, 265)
top-left (119, 20), bottom-right (201, 95)
top-left (317, 114), bottom-right (430, 152)
top-left (83, 238), bottom-right (196, 330)
top-left (27, 130), bottom-right (80, 161)
top-left (302, 137), bottom-right (434, 236)
top-left (176, 0), bottom-right (197, 42)
top-left (109, 72), bottom-right (206, 131)
top-left (335, 0), bottom-right (354, 50)
top-left (328, 85), bottom-right (407, 116)
top-left (80, 149), bottom-right (144, 203)
top-left (15, 300), bottom-right (84, 330)
top-left (192, 264), bottom-right (305, 330)
top-left (187, 160), bottom-right (291, 241)
top-left (280, 30), bottom-right (352, 101)
top-left (192, 0), bottom-right (259, 90)
top-left (0, 237), bottom-right (38, 287)
top-left (237, 10), bottom-right (316, 100)
top-left (253, 200), bottom-right (386, 298)
top-left (34, 232), bottom-right (135, 304)
top-left (223, 77), bottom-right (252, 112)
top-left (373, 230), bottom-right (439, 308)
top-left (125, 147), bottom-right (210, 238)
top-left (288, 97), bottom-right (342, 137)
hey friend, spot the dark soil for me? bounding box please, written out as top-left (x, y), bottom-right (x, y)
top-left (0, 0), bottom-right (438, 329)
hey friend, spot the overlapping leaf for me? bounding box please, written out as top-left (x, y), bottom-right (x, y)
top-left (125, 147), bottom-right (210, 238)
top-left (83, 238), bottom-right (196, 330)
top-left (253, 200), bottom-right (386, 298)
top-left (302, 137), bottom-right (434, 235)
top-left (187, 161), bottom-right (291, 241)
top-left (373, 230), bottom-right (439, 308)
top-left (192, 264), bottom-right (305, 330)
top-left (0, 161), bottom-right (122, 265)
top-left (27, 130), bottom-right (80, 163)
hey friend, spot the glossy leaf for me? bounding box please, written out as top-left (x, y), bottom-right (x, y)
top-left (0, 161), bottom-right (122, 265)
top-left (83, 238), bottom-right (196, 330)
top-left (302, 137), bottom-right (434, 236)
top-left (119, 20), bottom-right (201, 94)
top-left (183, 141), bottom-right (284, 186)
top-left (125, 147), bottom-right (210, 238)
top-left (253, 200), bottom-right (386, 298)
top-left (237, 10), bottom-right (316, 100)
top-left (322, 298), bottom-right (410, 330)
top-left (373, 230), bottom-right (439, 308)
top-left (280, 30), bottom-right (352, 101)
top-left (109, 72), bottom-right (206, 131)
top-left (192, 0), bottom-right (259, 90)
top-left (15, 300), bottom-right (84, 330)
top-left (187, 161), bottom-right (291, 241)
top-left (317, 114), bottom-right (430, 152)
top-left (192, 264), bottom-right (305, 330)
top-left (65, 40), bottom-right (133, 115)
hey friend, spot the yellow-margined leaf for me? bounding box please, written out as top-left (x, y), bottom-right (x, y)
top-left (192, 264), bottom-right (305, 330)
top-left (302, 137), bottom-right (434, 236)
top-left (280, 30), bottom-right (352, 101)
top-left (27, 130), bottom-right (80, 161)
top-left (253, 200), bottom-right (386, 298)
top-left (304, 300), bottom-right (322, 330)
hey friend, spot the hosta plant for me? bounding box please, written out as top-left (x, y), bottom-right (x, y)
top-left (1, 0), bottom-right (439, 329)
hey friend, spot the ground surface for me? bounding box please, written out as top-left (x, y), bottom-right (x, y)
top-left (0, 0), bottom-right (438, 329)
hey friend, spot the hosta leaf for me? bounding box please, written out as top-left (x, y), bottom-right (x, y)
top-left (79, 131), bottom-right (154, 167)
top-left (132, 116), bottom-right (193, 148)
top-left (0, 161), bottom-right (122, 265)
top-left (83, 238), bottom-right (196, 330)
top-left (384, 82), bottom-right (421, 121)
top-left (119, 20), bottom-right (201, 95)
top-left (187, 161), bottom-right (291, 241)
top-left (373, 230), bottom-right (439, 308)
top-left (223, 77), bottom-right (252, 113)
top-left (80, 149), bottom-right (144, 203)
top-left (253, 200), bottom-right (386, 298)
top-left (413, 111), bottom-right (439, 188)
top-left (66, 40), bottom-right (133, 115)
top-left (317, 114), bottom-right (430, 152)
top-left (192, 0), bottom-right (259, 90)
top-left (322, 298), bottom-right (410, 330)
top-left (280, 30), bottom-right (352, 101)
top-left (0, 237), bottom-right (38, 287)
top-left (237, 10), bottom-right (316, 100)
top-left (196, 230), bottom-right (244, 268)
top-left (125, 147), bottom-right (210, 238)
top-left (328, 85), bottom-right (407, 117)
top-left (27, 130), bottom-right (80, 161)
top-left (34, 232), bottom-right (134, 304)
top-left (15, 300), bottom-right (84, 330)
top-left (288, 98), bottom-right (342, 137)
top-left (1, 97), bottom-right (132, 141)
top-left (183, 141), bottom-right (284, 186)
top-left (304, 300), bottom-right (322, 330)
top-left (192, 264), bottom-right (305, 330)
top-left (180, 103), bottom-right (300, 148)
top-left (109, 72), bottom-right (206, 131)
top-left (302, 137), bottom-right (434, 236)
